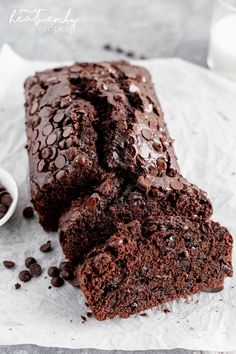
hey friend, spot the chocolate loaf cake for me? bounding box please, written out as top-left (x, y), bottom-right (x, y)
top-left (25, 60), bottom-right (233, 321)
top-left (25, 60), bottom-right (212, 231)
top-left (78, 218), bottom-right (233, 320)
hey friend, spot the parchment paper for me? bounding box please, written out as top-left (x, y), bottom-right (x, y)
top-left (0, 44), bottom-right (236, 351)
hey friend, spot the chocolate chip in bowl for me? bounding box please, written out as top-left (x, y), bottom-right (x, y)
top-left (0, 167), bottom-right (18, 227)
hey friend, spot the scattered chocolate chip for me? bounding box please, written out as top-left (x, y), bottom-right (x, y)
top-left (29, 263), bottom-right (42, 277)
top-left (47, 266), bottom-right (60, 277)
top-left (19, 270), bottom-right (32, 282)
top-left (40, 241), bottom-right (52, 253)
top-left (25, 257), bottom-right (36, 268)
top-left (1, 194), bottom-right (12, 207)
top-left (48, 285), bottom-right (52, 289)
top-left (0, 204), bottom-right (7, 214)
top-left (3, 260), bottom-right (15, 269)
top-left (81, 315), bottom-right (87, 322)
top-left (140, 313), bottom-right (148, 317)
top-left (15, 283), bottom-right (21, 290)
top-left (87, 312), bottom-right (93, 318)
top-left (103, 44), bottom-right (112, 50)
top-left (23, 206), bottom-right (34, 219)
top-left (61, 269), bottom-right (73, 281)
top-left (127, 51), bottom-right (134, 57)
top-left (51, 276), bottom-right (64, 287)
top-left (55, 154), bottom-right (66, 169)
top-left (116, 47), bottom-right (123, 53)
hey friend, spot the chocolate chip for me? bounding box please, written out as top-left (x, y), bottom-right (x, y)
top-left (51, 276), bottom-right (64, 287)
top-left (19, 270), bottom-right (32, 282)
top-left (59, 261), bottom-right (74, 274)
top-left (23, 206), bottom-right (34, 219)
top-left (74, 154), bottom-right (86, 166)
top-left (1, 194), bottom-right (12, 207)
top-left (41, 147), bottom-right (52, 159)
top-left (149, 117), bottom-right (158, 129)
top-left (156, 158), bottom-right (167, 171)
top-left (60, 85), bottom-right (70, 97)
top-left (127, 51), bottom-right (135, 57)
top-left (37, 159), bottom-right (45, 172)
top-left (42, 124), bottom-right (53, 136)
top-left (31, 116), bottom-right (41, 128)
top-left (30, 100), bottom-right (38, 115)
top-left (61, 269), bottom-right (73, 281)
top-left (3, 260), bottom-right (15, 269)
top-left (66, 137), bottom-right (73, 148)
top-left (40, 241), bottom-right (52, 253)
top-left (137, 175), bottom-right (153, 189)
top-left (0, 203), bottom-right (7, 214)
top-left (70, 65), bottom-right (81, 73)
top-left (139, 55), bottom-right (147, 60)
top-left (116, 47), bottom-right (123, 53)
top-left (205, 286), bottom-right (224, 293)
top-left (170, 179), bottom-right (184, 191)
top-left (153, 141), bottom-right (163, 152)
top-left (53, 111), bottom-right (64, 123)
top-left (139, 145), bottom-right (150, 159)
top-left (132, 123), bottom-right (141, 135)
top-left (87, 312), bottom-right (93, 318)
top-left (142, 128), bottom-right (152, 140)
top-left (63, 126), bottom-right (73, 138)
top-left (25, 257), bottom-right (36, 268)
top-left (31, 129), bottom-right (38, 142)
top-left (56, 170), bottom-right (66, 180)
top-left (103, 44), bottom-right (112, 50)
top-left (49, 147), bottom-right (57, 160)
top-left (47, 133), bottom-right (57, 145)
top-left (29, 263), bottom-right (42, 277)
top-left (55, 154), bottom-right (66, 169)
top-left (32, 141), bottom-right (40, 154)
top-left (81, 315), bottom-right (87, 322)
top-left (47, 266), bottom-right (60, 277)
top-left (15, 283), bottom-right (21, 290)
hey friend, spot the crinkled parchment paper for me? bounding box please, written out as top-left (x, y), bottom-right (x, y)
top-left (0, 44), bottom-right (236, 351)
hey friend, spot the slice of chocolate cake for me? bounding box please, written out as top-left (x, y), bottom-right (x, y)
top-left (78, 218), bottom-right (233, 321)
top-left (59, 181), bottom-right (212, 263)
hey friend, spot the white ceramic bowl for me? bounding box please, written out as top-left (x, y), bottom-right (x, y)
top-left (0, 167), bottom-right (18, 227)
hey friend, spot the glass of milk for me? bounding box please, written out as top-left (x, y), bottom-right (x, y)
top-left (207, 0), bottom-right (236, 80)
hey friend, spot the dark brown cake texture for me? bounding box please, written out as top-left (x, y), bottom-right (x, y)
top-left (78, 218), bottom-right (233, 320)
top-left (24, 60), bottom-right (233, 320)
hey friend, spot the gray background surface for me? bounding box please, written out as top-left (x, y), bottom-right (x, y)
top-left (0, 0), bottom-right (224, 353)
